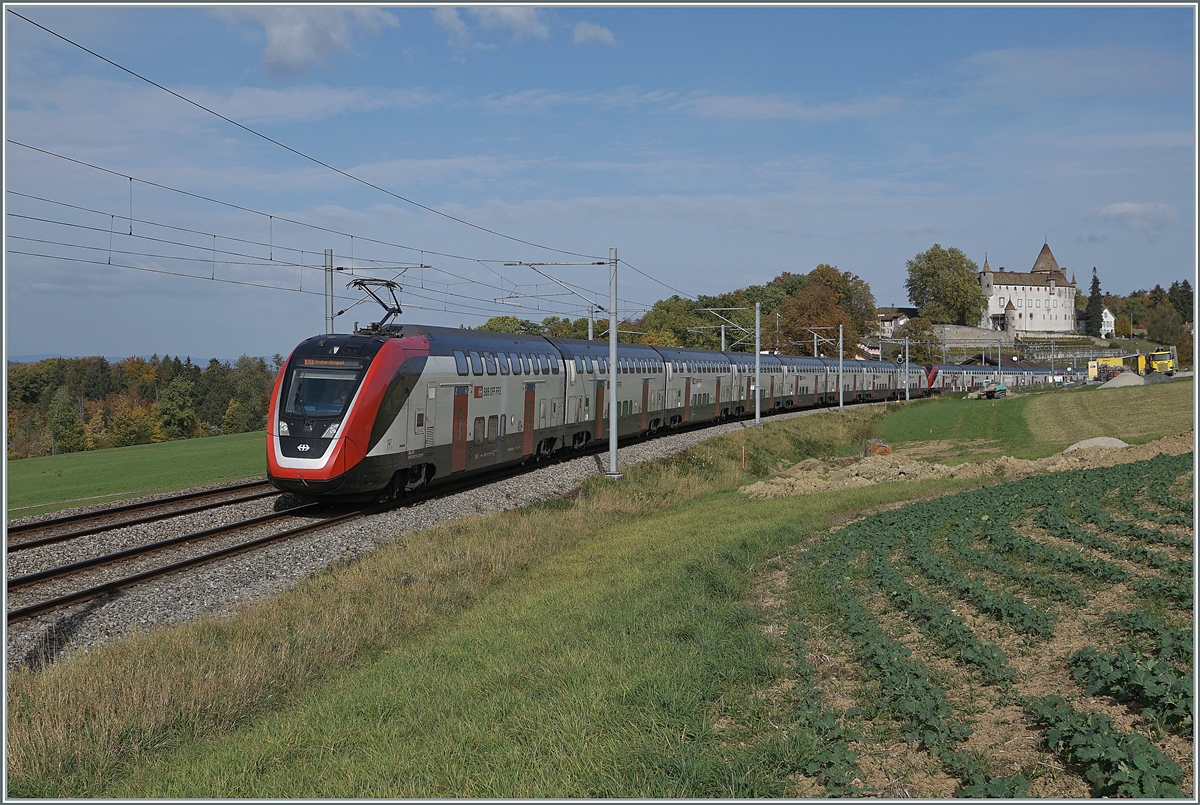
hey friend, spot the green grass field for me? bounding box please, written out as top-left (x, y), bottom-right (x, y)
top-left (876, 378), bottom-right (1193, 462)
top-left (6, 381), bottom-right (1194, 797)
top-left (6, 432), bottom-right (266, 518)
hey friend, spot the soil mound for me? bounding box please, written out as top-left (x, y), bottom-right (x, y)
top-left (1099, 372), bottom-right (1144, 388)
top-left (741, 431), bottom-right (1193, 499)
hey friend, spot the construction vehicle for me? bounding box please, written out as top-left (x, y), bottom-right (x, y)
top-left (1144, 346), bottom-right (1176, 375)
top-left (1088, 356), bottom-right (1125, 381)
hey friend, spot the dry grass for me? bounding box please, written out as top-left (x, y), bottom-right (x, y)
top-left (1025, 378), bottom-right (1194, 448)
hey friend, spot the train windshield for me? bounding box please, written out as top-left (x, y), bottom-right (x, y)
top-left (283, 359), bottom-right (367, 419)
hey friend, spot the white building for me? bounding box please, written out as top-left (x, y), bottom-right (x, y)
top-left (978, 243), bottom-right (1078, 334)
top-left (1100, 306), bottom-right (1116, 338)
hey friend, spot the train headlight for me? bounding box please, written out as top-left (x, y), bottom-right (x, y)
top-left (321, 423), bottom-right (340, 439)
top-left (278, 421), bottom-right (290, 436)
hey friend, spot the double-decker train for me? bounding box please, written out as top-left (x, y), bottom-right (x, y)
top-left (266, 324), bottom-right (1077, 500)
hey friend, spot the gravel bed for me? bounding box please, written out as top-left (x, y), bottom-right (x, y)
top-left (5, 406), bottom-right (862, 671)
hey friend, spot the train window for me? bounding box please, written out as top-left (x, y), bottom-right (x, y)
top-left (508, 353), bottom-right (520, 375)
top-left (414, 411), bottom-right (424, 431)
top-left (473, 417), bottom-right (485, 445)
top-left (598, 358), bottom-right (607, 374)
top-left (574, 356), bottom-right (583, 373)
top-left (469, 351), bottom-right (484, 375)
top-left (498, 415), bottom-right (506, 439)
top-left (484, 352), bottom-right (497, 375)
top-left (519, 353), bottom-right (531, 374)
top-left (454, 350), bottom-right (469, 376)
top-left (550, 356), bottom-right (560, 374)
top-left (535, 353), bottom-right (546, 374)
top-left (487, 415), bottom-right (498, 443)
top-left (531, 355), bottom-right (541, 375)
top-left (497, 354), bottom-right (509, 375)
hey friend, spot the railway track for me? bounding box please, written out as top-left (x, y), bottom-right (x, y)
top-left (7, 402), bottom-right (879, 629)
top-left (6, 479), bottom-right (278, 552)
top-left (4, 456), bottom-right (547, 626)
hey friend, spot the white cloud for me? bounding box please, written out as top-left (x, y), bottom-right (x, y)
top-left (431, 7), bottom-right (471, 47)
top-left (675, 93), bottom-right (904, 121)
top-left (469, 7), bottom-right (549, 41)
top-left (206, 85), bottom-right (433, 125)
top-left (212, 7), bottom-right (399, 80)
top-left (573, 22), bottom-right (615, 46)
top-left (1085, 202), bottom-right (1177, 232)
top-left (961, 46), bottom-right (1190, 103)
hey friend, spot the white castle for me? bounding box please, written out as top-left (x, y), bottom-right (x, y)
top-left (978, 243), bottom-right (1078, 334)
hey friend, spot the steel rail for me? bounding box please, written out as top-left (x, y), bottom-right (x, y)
top-left (7, 507), bottom-right (365, 624)
top-left (7, 489), bottom-right (280, 553)
top-left (7, 504), bottom-right (321, 591)
top-left (6, 479), bottom-right (272, 536)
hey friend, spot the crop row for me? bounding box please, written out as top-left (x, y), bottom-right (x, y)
top-left (1036, 507), bottom-right (1191, 578)
top-left (1105, 610), bottom-right (1193, 662)
top-left (1025, 695), bottom-right (1185, 798)
top-left (784, 626), bottom-right (865, 796)
top-left (866, 536), bottom-right (1013, 684)
top-left (1069, 647), bottom-right (1193, 735)
top-left (948, 526), bottom-right (1087, 605)
top-left (811, 515), bottom-right (1029, 796)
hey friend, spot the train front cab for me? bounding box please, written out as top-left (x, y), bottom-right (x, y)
top-left (267, 333), bottom-right (428, 498)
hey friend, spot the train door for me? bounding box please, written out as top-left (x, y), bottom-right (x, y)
top-left (425, 384), bottom-right (437, 448)
top-left (684, 377), bottom-right (692, 422)
top-left (523, 383), bottom-right (536, 456)
top-left (452, 386), bottom-right (469, 473)
top-left (593, 380), bottom-right (605, 440)
top-left (641, 379), bottom-right (649, 430)
top-left (714, 378), bottom-right (721, 417)
top-left (769, 375), bottom-right (775, 409)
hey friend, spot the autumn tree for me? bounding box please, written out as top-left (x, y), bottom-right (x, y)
top-left (779, 284), bottom-right (855, 356)
top-left (904, 244), bottom-right (985, 325)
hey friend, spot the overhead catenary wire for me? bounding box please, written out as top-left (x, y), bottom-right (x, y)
top-left (8, 191), bottom-right (658, 312)
top-left (8, 8), bottom-right (604, 261)
top-left (9, 248), bottom-right (569, 323)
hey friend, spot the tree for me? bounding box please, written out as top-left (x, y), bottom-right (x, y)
top-left (48, 387), bottom-right (85, 454)
top-left (1114, 315), bottom-right (1133, 338)
top-left (476, 316), bottom-right (542, 335)
top-left (1084, 268), bottom-right (1104, 337)
top-left (1146, 301), bottom-right (1183, 345)
top-left (893, 317), bottom-right (938, 364)
top-left (779, 284), bottom-right (855, 356)
top-left (157, 376), bottom-right (198, 439)
top-left (904, 245), bottom-right (985, 325)
top-left (1168, 280), bottom-right (1193, 323)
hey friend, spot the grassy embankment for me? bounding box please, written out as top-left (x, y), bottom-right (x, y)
top-left (7, 381), bottom-right (1194, 797)
top-left (875, 377), bottom-right (1193, 464)
top-left (6, 431), bottom-right (266, 518)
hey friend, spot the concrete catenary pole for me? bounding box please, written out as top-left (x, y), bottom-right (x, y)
top-left (606, 248), bottom-right (622, 479)
top-left (754, 302), bottom-right (762, 427)
top-left (325, 248), bottom-right (334, 335)
top-left (904, 335), bottom-right (910, 401)
top-left (588, 306), bottom-right (594, 341)
top-left (838, 324), bottom-right (844, 409)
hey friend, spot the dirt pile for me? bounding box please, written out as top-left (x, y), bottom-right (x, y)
top-left (741, 431), bottom-right (1194, 499)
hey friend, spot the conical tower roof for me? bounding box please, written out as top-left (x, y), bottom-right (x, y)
top-left (982, 256), bottom-right (991, 272)
top-left (1031, 242), bottom-right (1060, 274)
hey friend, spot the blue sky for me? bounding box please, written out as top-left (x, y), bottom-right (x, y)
top-left (4, 5), bottom-right (1195, 361)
